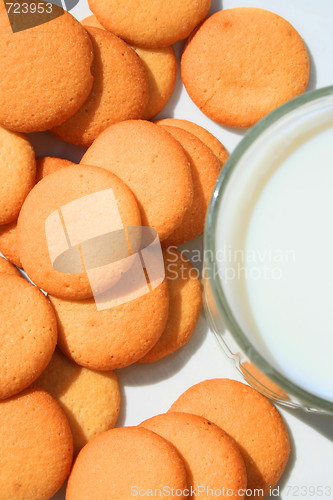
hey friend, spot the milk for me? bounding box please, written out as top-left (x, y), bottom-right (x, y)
top-left (215, 98), bottom-right (333, 402)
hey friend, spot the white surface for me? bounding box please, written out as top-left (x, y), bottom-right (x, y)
top-left (28, 0), bottom-right (332, 498)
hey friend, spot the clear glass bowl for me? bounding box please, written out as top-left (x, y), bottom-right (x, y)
top-left (204, 86), bottom-right (333, 415)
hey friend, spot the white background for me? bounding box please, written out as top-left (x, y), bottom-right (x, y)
top-left (27, 0), bottom-right (333, 498)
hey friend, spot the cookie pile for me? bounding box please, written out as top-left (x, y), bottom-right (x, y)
top-left (0, 2), bottom-right (310, 499)
top-left (66, 379), bottom-right (290, 500)
top-left (0, 117), bottom-right (213, 497)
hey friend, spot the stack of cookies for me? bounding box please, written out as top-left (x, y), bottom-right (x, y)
top-left (0, 1), bottom-right (310, 498)
top-left (66, 379), bottom-right (290, 500)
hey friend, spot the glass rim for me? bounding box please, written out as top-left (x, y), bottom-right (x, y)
top-left (204, 86), bottom-right (333, 414)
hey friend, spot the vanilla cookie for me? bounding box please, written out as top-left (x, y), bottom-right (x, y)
top-left (66, 427), bottom-right (188, 500)
top-left (134, 46), bottom-right (177, 119)
top-left (161, 126), bottom-right (220, 246)
top-left (170, 378), bottom-right (291, 498)
top-left (88, 0), bottom-right (211, 48)
top-left (155, 118), bottom-right (229, 165)
top-left (52, 27), bottom-right (149, 146)
top-left (82, 120), bottom-right (193, 240)
top-left (141, 412), bottom-right (247, 500)
top-left (36, 156), bottom-right (74, 182)
top-left (0, 274), bottom-right (57, 399)
top-left (181, 8), bottom-right (310, 127)
top-left (0, 9), bottom-right (93, 132)
top-left (0, 387), bottom-right (73, 500)
top-left (17, 165), bottom-right (141, 299)
top-left (0, 221), bottom-right (21, 268)
top-left (0, 126), bottom-right (36, 225)
top-left (81, 16), bottom-right (177, 119)
top-left (0, 256), bottom-right (20, 276)
top-left (35, 349), bottom-right (120, 454)
top-left (52, 280), bottom-right (169, 370)
top-left (140, 249), bottom-right (202, 363)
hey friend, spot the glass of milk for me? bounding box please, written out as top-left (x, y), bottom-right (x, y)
top-left (204, 86), bottom-right (333, 414)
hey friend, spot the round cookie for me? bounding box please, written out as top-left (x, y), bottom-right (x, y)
top-left (17, 165), bottom-right (141, 300)
top-left (88, 0), bottom-right (211, 48)
top-left (81, 14), bottom-right (177, 120)
top-left (36, 156), bottom-right (74, 182)
top-left (81, 120), bottom-right (193, 241)
top-left (155, 118), bottom-right (229, 165)
top-left (51, 280), bottom-right (169, 370)
top-left (181, 8), bottom-right (310, 127)
top-left (52, 27), bottom-right (149, 146)
top-left (0, 256), bottom-right (20, 276)
top-left (0, 221), bottom-right (21, 268)
top-left (0, 9), bottom-right (93, 132)
top-left (140, 249), bottom-right (202, 363)
top-left (170, 378), bottom-right (291, 499)
top-left (161, 126), bottom-right (220, 246)
top-left (35, 349), bottom-right (120, 454)
top-left (140, 412), bottom-right (247, 499)
top-left (0, 388), bottom-right (73, 500)
top-left (66, 426), bottom-right (188, 500)
top-left (0, 126), bottom-right (36, 225)
top-left (133, 46), bottom-right (177, 120)
top-left (0, 274), bottom-right (57, 399)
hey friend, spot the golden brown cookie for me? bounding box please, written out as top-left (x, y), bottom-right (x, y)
top-left (51, 280), bottom-right (169, 370)
top-left (140, 249), bottom-right (202, 363)
top-left (170, 378), bottom-right (291, 499)
top-left (140, 412), bottom-right (247, 499)
top-left (66, 426), bottom-right (188, 500)
top-left (88, 0), bottom-right (211, 48)
top-left (0, 256), bottom-right (20, 276)
top-left (36, 156), bottom-right (74, 182)
top-left (35, 349), bottom-right (120, 454)
top-left (0, 221), bottom-right (21, 268)
top-left (134, 46), bottom-right (177, 120)
top-left (82, 15), bottom-right (177, 120)
top-left (0, 274), bottom-right (57, 399)
top-left (81, 120), bottom-right (193, 241)
top-left (81, 15), bottom-right (177, 119)
top-left (155, 118), bottom-right (229, 165)
top-left (161, 126), bottom-right (220, 246)
top-left (0, 387), bottom-right (73, 500)
top-left (0, 9), bottom-right (93, 132)
top-left (181, 8), bottom-right (310, 127)
top-left (17, 165), bottom-right (141, 300)
top-left (0, 126), bottom-right (36, 225)
top-left (52, 27), bottom-right (149, 146)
